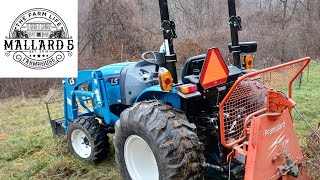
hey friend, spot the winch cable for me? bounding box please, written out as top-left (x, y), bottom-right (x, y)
top-left (279, 90), bottom-right (320, 140)
top-left (293, 107), bottom-right (320, 140)
top-left (228, 157), bottom-right (232, 180)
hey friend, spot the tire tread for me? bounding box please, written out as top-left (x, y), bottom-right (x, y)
top-left (68, 116), bottom-right (110, 164)
top-left (115, 101), bottom-right (205, 180)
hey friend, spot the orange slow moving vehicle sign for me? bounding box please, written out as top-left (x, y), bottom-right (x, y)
top-left (200, 48), bottom-right (229, 89)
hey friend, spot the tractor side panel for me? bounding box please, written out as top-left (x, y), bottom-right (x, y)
top-left (105, 76), bottom-right (121, 105)
top-left (245, 109), bottom-right (309, 180)
top-left (120, 61), bottom-right (159, 105)
top-left (99, 62), bottom-right (130, 106)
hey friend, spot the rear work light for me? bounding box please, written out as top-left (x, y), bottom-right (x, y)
top-left (176, 84), bottom-right (198, 94)
top-left (159, 70), bottom-right (173, 91)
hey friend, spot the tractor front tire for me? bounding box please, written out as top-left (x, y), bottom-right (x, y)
top-left (67, 116), bottom-right (110, 164)
top-left (114, 101), bottom-right (205, 180)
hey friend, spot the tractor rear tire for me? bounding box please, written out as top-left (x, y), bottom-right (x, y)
top-left (67, 116), bottom-right (110, 164)
top-left (114, 101), bottom-right (205, 180)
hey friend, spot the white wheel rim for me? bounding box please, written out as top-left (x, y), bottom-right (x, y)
top-left (124, 135), bottom-right (159, 180)
top-left (71, 129), bottom-right (91, 158)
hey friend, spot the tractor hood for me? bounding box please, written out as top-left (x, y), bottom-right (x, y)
top-left (98, 62), bottom-right (134, 77)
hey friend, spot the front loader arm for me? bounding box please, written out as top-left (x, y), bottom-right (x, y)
top-left (63, 70), bottom-right (117, 125)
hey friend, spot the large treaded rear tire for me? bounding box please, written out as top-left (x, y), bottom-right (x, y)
top-left (114, 101), bottom-right (205, 180)
top-left (67, 116), bottom-right (110, 164)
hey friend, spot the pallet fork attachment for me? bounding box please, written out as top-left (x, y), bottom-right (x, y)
top-left (45, 90), bottom-right (65, 138)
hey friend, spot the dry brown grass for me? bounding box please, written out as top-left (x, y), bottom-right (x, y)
top-left (0, 98), bottom-right (121, 180)
top-left (304, 129), bottom-right (320, 179)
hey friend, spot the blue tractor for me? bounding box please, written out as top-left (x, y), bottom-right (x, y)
top-left (49, 0), bottom-right (310, 179)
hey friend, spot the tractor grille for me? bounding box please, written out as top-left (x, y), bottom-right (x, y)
top-left (220, 58), bottom-right (310, 148)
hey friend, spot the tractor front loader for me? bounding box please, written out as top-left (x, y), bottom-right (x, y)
top-left (46, 0), bottom-right (311, 179)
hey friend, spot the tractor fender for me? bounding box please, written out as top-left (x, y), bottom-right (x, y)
top-left (135, 85), bottom-right (181, 109)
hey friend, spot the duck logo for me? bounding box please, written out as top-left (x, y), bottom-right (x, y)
top-left (4, 8), bottom-right (74, 70)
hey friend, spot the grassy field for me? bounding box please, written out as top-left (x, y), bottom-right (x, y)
top-left (0, 61), bottom-right (319, 180)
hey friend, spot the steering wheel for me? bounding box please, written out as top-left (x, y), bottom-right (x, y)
top-left (141, 51), bottom-right (158, 64)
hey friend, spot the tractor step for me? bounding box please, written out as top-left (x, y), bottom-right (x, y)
top-left (50, 118), bottom-right (66, 138)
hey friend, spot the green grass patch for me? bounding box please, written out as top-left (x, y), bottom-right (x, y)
top-left (292, 61), bottom-right (320, 137)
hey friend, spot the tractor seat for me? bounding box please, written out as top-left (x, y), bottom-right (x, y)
top-left (183, 75), bottom-right (200, 84)
top-left (181, 54), bottom-right (206, 84)
top-left (181, 50), bottom-right (242, 86)
top-left (182, 66), bottom-right (241, 85)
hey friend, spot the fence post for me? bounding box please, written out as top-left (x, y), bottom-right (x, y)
top-left (298, 71), bottom-right (303, 89)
